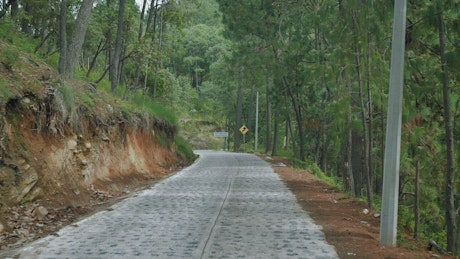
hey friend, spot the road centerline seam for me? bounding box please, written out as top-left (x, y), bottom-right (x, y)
top-left (199, 168), bottom-right (238, 259)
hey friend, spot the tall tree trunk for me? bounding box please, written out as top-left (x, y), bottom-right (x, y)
top-left (10, 0), bottom-right (18, 18)
top-left (271, 45), bottom-right (305, 160)
top-left (347, 112), bottom-right (355, 196)
top-left (86, 40), bottom-right (105, 78)
top-left (353, 11), bottom-right (372, 208)
top-left (283, 76), bottom-right (306, 161)
top-left (152, 5), bottom-right (164, 99)
top-left (135, 0), bottom-right (148, 84)
top-left (234, 74), bottom-right (243, 152)
top-left (437, 1), bottom-right (456, 253)
top-left (62, 0), bottom-right (94, 79)
top-left (110, 0), bottom-right (125, 93)
top-left (355, 49), bottom-right (371, 203)
top-left (58, 0), bottom-right (67, 74)
top-left (284, 117), bottom-right (290, 151)
top-left (138, 0), bottom-right (147, 41)
top-left (146, 0), bottom-right (158, 37)
top-left (265, 75), bottom-right (272, 153)
top-left (272, 110), bottom-right (279, 156)
top-left (345, 72), bottom-right (356, 195)
top-left (414, 160), bottom-right (420, 240)
top-left (247, 84), bottom-right (255, 141)
top-left (366, 1), bottom-right (374, 206)
top-left (321, 122), bottom-right (327, 174)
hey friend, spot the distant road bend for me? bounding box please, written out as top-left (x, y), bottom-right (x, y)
top-left (4, 150), bottom-right (338, 259)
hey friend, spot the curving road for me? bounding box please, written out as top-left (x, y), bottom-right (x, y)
top-left (4, 151), bottom-right (338, 259)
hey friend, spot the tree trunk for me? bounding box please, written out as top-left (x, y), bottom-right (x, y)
top-left (353, 16), bottom-right (372, 208)
top-left (265, 76), bottom-right (272, 153)
top-left (321, 123), bottom-right (327, 175)
top-left (414, 160), bottom-right (420, 240)
top-left (272, 110), bottom-right (279, 156)
top-left (366, 2), bottom-right (374, 206)
top-left (284, 77), bottom-right (306, 161)
top-left (271, 45), bottom-right (305, 161)
top-left (62, 0), bottom-right (94, 79)
top-left (10, 0), bottom-right (18, 18)
top-left (110, 0), bottom-right (125, 93)
top-left (138, 0), bottom-right (147, 41)
top-left (234, 76), bottom-right (243, 152)
top-left (147, 0), bottom-right (159, 41)
top-left (135, 0), bottom-right (148, 84)
top-left (86, 40), bottom-right (105, 78)
top-left (284, 117), bottom-right (290, 151)
top-left (346, 91), bottom-right (355, 196)
top-left (247, 84), bottom-right (255, 142)
top-left (437, 1), bottom-right (456, 253)
top-left (58, 0), bottom-right (67, 74)
top-left (153, 6), bottom-right (165, 99)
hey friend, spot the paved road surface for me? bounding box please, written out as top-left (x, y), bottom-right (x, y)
top-left (3, 151), bottom-right (338, 258)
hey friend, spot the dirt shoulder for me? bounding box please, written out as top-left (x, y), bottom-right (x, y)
top-left (264, 155), bottom-right (451, 259)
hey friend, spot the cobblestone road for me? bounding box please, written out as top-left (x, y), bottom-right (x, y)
top-left (4, 151), bottom-right (338, 258)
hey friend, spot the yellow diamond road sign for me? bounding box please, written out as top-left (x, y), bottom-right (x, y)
top-left (239, 125), bottom-right (249, 135)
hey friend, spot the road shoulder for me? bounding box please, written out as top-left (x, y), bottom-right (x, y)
top-left (263, 155), bottom-right (450, 259)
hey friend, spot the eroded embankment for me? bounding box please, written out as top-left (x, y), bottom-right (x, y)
top-left (0, 87), bottom-right (184, 234)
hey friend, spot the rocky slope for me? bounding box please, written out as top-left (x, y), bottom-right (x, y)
top-left (0, 41), bottom-right (191, 247)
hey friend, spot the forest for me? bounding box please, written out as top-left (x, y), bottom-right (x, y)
top-left (0, 0), bottom-right (459, 254)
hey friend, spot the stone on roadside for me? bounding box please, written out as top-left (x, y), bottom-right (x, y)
top-left (33, 206), bottom-right (48, 220)
top-left (67, 139), bottom-right (78, 150)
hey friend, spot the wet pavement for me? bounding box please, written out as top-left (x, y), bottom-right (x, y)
top-left (2, 151), bottom-right (338, 258)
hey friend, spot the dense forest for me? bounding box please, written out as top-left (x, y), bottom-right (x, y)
top-left (1, 0), bottom-right (459, 254)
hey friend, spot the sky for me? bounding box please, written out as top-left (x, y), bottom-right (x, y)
top-left (135, 0), bottom-right (164, 9)
top-left (135, 0), bottom-right (144, 9)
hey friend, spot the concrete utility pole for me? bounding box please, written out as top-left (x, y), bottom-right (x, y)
top-left (380, 0), bottom-right (407, 247)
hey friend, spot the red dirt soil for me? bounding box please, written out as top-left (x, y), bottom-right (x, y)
top-left (267, 156), bottom-right (452, 259)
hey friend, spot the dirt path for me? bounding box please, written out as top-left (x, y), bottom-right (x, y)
top-left (266, 156), bottom-right (451, 259)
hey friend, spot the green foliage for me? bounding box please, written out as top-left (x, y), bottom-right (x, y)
top-left (57, 84), bottom-right (76, 112)
top-left (0, 45), bottom-right (19, 69)
top-left (130, 91), bottom-right (178, 125)
top-left (290, 157), bottom-right (343, 190)
top-left (175, 135), bottom-right (197, 161)
top-left (0, 80), bottom-right (12, 99)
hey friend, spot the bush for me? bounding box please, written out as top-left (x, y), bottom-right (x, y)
top-left (175, 135), bottom-right (197, 162)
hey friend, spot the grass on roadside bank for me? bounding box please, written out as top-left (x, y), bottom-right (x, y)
top-left (0, 26), bottom-right (195, 165)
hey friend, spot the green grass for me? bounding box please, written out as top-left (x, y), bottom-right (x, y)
top-left (0, 18), bottom-right (39, 54)
top-left (58, 84), bottom-right (76, 112)
top-left (0, 45), bottom-right (19, 68)
top-left (83, 73), bottom-right (178, 126)
top-left (289, 157), bottom-right (343, 190)
top-left (0, 80), bottom-right (12, 99)
top-left (130, 91), bottom-right (178, 125)
top-left (175, 135), bottom-right (197, 161)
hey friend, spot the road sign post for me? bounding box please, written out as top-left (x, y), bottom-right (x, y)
top-left (214, 132), bottom-right (229, 151)
top-left (239, 125), bottom-right (249, 152)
